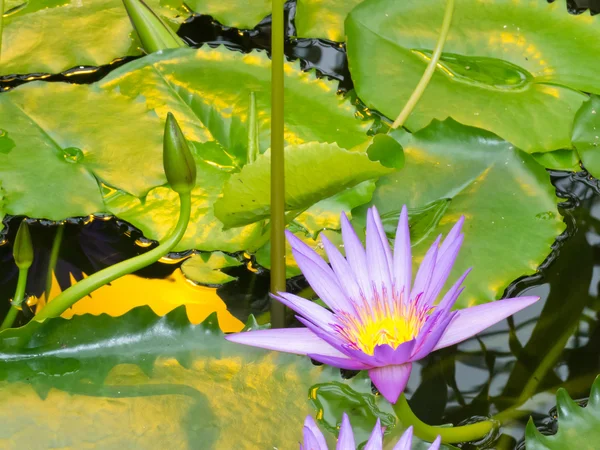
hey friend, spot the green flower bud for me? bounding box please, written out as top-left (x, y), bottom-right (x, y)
top-left (122, 0), bottom-right (185, 54)
top-left (13, 221), bottom-right (33, 270)
top-left (163, 112), bottom-right (197, 194)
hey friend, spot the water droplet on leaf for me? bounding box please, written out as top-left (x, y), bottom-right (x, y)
top-left (61, 147), bottom-right (84, 163)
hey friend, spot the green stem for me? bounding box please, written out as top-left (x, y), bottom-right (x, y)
top-left (34, 193), bottom-right (191, 322)
top-left (394, 394), bottom-right (495, 444)
top-left (247, 92), bottom-right (259, 164)
top-left (45, 224), bottom-right (65, 303)
top-left (390, 0), bottom-right (455, 130)
top-left (270, 0), bottom-right (286, 328)
top-left (0, 0), bottom-right (4, 62)
top-left (0, 268), bottom-right (29, 330)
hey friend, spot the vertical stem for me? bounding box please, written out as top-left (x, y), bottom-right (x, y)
top-left (270, 0), bottom-right (286, 328)
top-left (0, 268), bottom-right (29, 331)
top-left (247, 92), bottom-right (259, 164)
top-left (45, 224), bottom-right (65, 303)
top-left (0, 0), bottom-right (4, 63)
top-left (390, 0), bottom-right (455, 130)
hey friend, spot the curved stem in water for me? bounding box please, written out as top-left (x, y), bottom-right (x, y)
top-left (34, 193), bottom-right (191, 322)
top-left (390, 0), bottom-right (455, 130)
top-left (394, 394), bottom-right (496, 444)
top-left (0, 268), bottom-right (29, 331)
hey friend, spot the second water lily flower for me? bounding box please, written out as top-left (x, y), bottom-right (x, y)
top-left (301, 414), bottom-right (440, 450)
top-left (226, 206), bottom-right (539, 403)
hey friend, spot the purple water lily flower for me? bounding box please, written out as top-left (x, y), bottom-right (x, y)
top-left (226, 206), bottom-right (539, 403)
top-left (301, 414), bottom-right (440, 450)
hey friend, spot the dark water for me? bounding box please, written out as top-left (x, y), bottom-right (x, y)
top-left (1, 0), bottom-right (600, 448)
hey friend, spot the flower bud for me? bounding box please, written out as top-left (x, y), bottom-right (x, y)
top-left (13, 221), bottom-right (33, 270)
top-left (122, 0), bottom-right (185, 54)
top-left (163, 112), bottom-right (196, 194)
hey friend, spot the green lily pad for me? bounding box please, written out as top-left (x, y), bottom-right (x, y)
top-left (346, 0), bottom-right (595, 153)
top-left (214, 142), bottom-right (394, 228)
top-left (0, 306), bottom-right (354, 449)
top-left (0, 47), bottom-right (371, 251)
top-left (186, 0), bottom-right (271, 28)
top-left (353, 119), bottom-right (565, 308)
top-left (572, 95), bottom-right (600, 178)
top-left (295, 0), bottom-right (364, 41)
top-left (525, 376), bottom-right (600, 450)
top-left (0, 0), bottom-right (188, 76)
top-left (0, 182), bottom-right (5, 233)
top-left (181, 251), bottom-right (242, 285)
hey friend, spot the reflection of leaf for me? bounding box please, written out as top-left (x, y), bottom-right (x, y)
top-left (0, 307), bottom-right (350, 449)
top-left (186, 0), bottom-right (271, 28)
top-left (295, 0), bottom-right (364, 41)
top-left (0, 0), bottom-right (187, 76)
top-left (0, 47), bottom-right (370, 251)
top-left (346, 0), bottom-right (595, 153)
top-left (572, 95), bottom-right (600, 178)
top-left (353, 119), bottom-right (565, 307)
top-left (378, 199), bottom-right (450, 248)
top-left (181, 252), bottom-right (242, 285)
top-left (525, 376), bottom-right (600, 450)
top-left (214, 142), bottom-right (393, 228)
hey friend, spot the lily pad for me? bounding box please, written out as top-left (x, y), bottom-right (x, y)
top-left (346, 0), bottom-right (595, 153)
top-left (0, 306), bottom-right (350, 449)
top-left (0, 47), bottom-right (370, 251)
top-left (295, 0), bottom-right (364, 41)
top-left (0, 0), bottom-right (188, 76)
top-left (572, 95), bottom-right (600, 178)
top-left (214, 142), bottom-right (395, 228)
top-left (186, 0), bottom-right (271, 28)
top-left (525, 376), bottom-right (600, 450)
top-left (181, 251), bottom-right (242, 285)
top-left (353, 119), bottom-right (565, 308)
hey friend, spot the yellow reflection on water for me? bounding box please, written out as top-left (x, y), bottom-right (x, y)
top-left (45, 270), bottom-right (243, 332)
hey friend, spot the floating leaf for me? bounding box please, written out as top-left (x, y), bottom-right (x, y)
top-left (181, 251), bottom-right (242, 285)
top-left (346, 0), bottom-right (595, 153)
top-left (214, 142), bottom-right (394, 228)
top-left (525, 376), bottom-right (600, 450)
top-left (0, 47), bottom-right (370, 251)
top-left (353, 119), bottom-right (564, 307)
top-left (572, 95), bottom-right (600, 178)
top-left (0, 306), bottom-right (350, 449)
top-left (295, 0), bottom-right (364, 41)
top-left (0, 0), bottom-right (188, 76)
top-left (186, 0), bottom-right (271, 28)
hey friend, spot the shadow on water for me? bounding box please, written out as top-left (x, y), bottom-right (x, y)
top-left (1, 0), bottom-right (600, 448)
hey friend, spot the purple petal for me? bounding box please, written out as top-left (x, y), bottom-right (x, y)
top-left (321, 234), bottom-right (362, 303)
top-left (436, 268), bottom-right (471, 310)
top-left (302, 416), bottom-right (328, 450)
top-left (438, 216), bottom-right (464, 256)
top-left (294, 251), bottom-right (350, 312)
top-left (340, 213), bottom-right (371, 296)
top-left (423, 234), bottom-right (464, 307)
top-left (428, 436), bottom-right (442, 450)
top-left (369, 363), bottom-right (412, 404)
top-left (392, 426), bottom-right (413, 450)
top-left (274, 292), bottom-right (337, 331)
top-left (286, 230), bottom-right (332, 274)
top-left (434, 296), bottom-right (540, 350)
top-left (367, 208), bottom-right (393, 299)
top-left (295, 316), bottom-right (366, 361)
top-left (393, 205), bottom-right (412, 301)
top-left (308, 353), bottom-right (372, 370)
top-left (336, 413), bottom-right (356, 450)
top-left (373, 339), bottom-right (416, 365)
top-left (371, 206), bottom-right (393, 271)
top-left (411, 236), bottom-right (441, 306)
top-left (225, 328), bottom-right (346, 358)
top-left (410, 311), bottom-right (457, 361)
top-left (364, 418), bottom-right (384, 450)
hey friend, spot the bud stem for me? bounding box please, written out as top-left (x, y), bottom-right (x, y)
top-left (0, 268), bottom-right (28, 331)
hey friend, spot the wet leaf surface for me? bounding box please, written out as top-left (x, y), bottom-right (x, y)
top-left (181, 251), bottom-right (242, 285)
top-left (295, 0), bottom-right (364, 41)
top-left (572, 95), bottom-right (600, 179)
top-left (186, 0), bottom-right (271, 28)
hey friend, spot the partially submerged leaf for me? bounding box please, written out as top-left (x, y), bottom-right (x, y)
top-left (346, 0), bottom-right (595, 153)
top-left (353, 119), bottom-right (565, 307)
top-left (295, 0), bottom-right (364, 41)
top-left (214, 142), bottom-right (393, 228)
top-left (181, 252), bottom-right (242, 285)
top-left (525, 376), bottom-right (600, 450)
top-left (572, 95), bottom-right (600, 178)
top-left (0, 0), bottom-right (188, 76)
top-left (186, 0), bottom-right (271, 28)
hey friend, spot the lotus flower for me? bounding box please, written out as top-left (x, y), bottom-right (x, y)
top-left (301, 414), bottom-right (440, 450)
top-left (226, 206), bottom-right (539, 403)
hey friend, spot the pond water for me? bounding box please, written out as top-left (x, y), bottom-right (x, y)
top-left (1, 1), bottom-right (599, 449)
